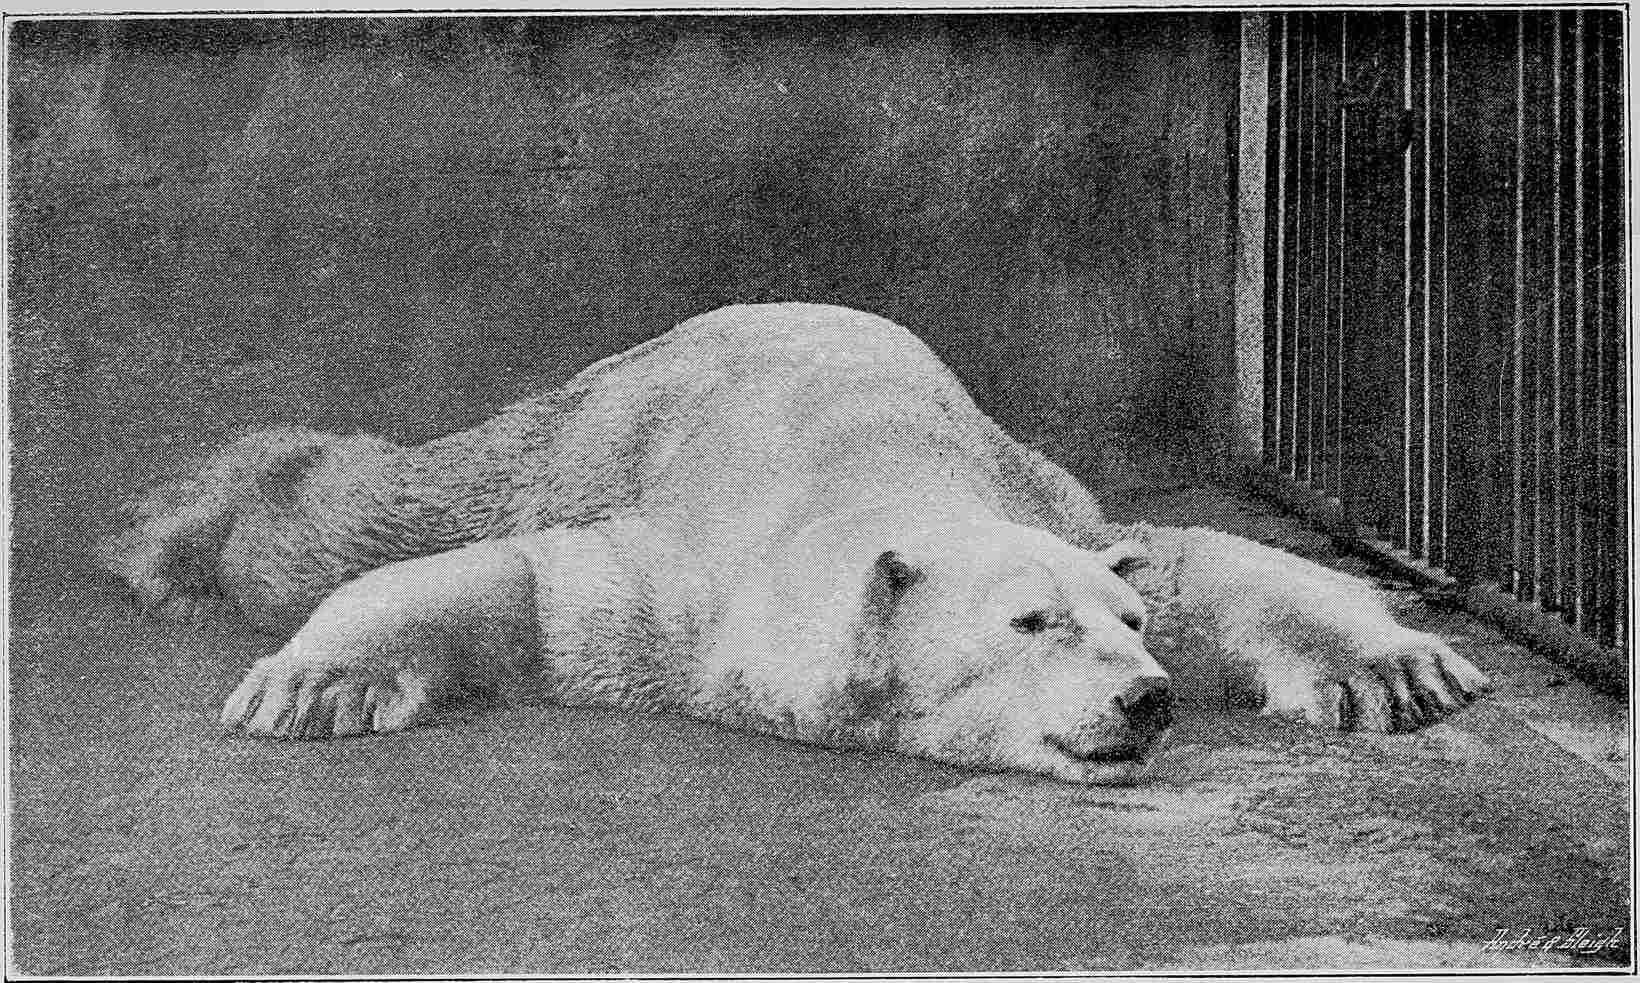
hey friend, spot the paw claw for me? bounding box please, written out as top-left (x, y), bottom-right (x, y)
top-left (330, 683), bottom-right (370, 736)
top-left (1436, 650), bottom-right (1491, 701)
top-left (221, 652), bottom-right (428, 741)
top-left (220, 679), bottom-right (253, 728)
top-left (1337, 638), bottom-right (1488, 733)
top-left (1381, 662), bottom-right (1424, 731)
top-left (1332, 682), bottom-right (1353, 730)
top-left (1342, 671), bottom-right (1395, 732)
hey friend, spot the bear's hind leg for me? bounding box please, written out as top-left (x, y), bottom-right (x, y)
top-left (101, 427), bottom-right (403, 633)
top-left (221, 541), bottom-right (543, 739)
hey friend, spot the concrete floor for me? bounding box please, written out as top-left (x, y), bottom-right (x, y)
top-left (8, 479), bottom-right (1631, 975)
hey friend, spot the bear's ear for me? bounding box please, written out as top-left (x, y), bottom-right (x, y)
top-left (1094, 539), bottom-right (1150, 581)
top-left (873, 550), bottom-right (922, 597)
top-left (861, 550), bottom-right (922, 622)
top-left (851, 550), bottom-right (924, 665)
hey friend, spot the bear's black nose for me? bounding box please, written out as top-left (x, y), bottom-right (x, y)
top-left (1114, 676), bottom-right (1174, 732)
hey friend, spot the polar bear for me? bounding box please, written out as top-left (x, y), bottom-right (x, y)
top-left (103, 303), bottom-right (1489, 783)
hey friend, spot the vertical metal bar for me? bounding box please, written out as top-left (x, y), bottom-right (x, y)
top-left (1291, 15), bottom-right (1306, 480)
top-left (1307, 17), bottom-right (1327, 488)
top-left (1597, 14), bottom-right (1626, 650)
top-left (1336, 16), bottom-right (1350, 499)
top-left (1403, 13), bottom-right (1430, 557)
top-left (1436, 17), bottom-right (1449, 561)
top-left (1548, 11), bottom-right (1568, 613)
top-left (1519, 13), bottom-right (1551, 605)
top-left (1272, 11), bottom-right (1285, 472)
top-left (1557, 9), bottom-right (1580, 622)
top-left (1530, 15), bottom-right (1552, 606)
top-left (1403, 13), bottom-right (1416, 551)
top-left (1577, 10), bottom-right (1606, 637)
top-left (1571, 11), bottom-right (1587, 628)
top-left (1264, 14), bottom-right (1287, 468)
top-left (1317, 17), bottom-right (1339, 499)
top-left (1289, 16), bottom-right (1307, 477)
top-left (1297, 13), bottom-right (1316, 484)
top-left (1429, 12), bottom-right (1450, 568)
top-left (1285, 17), bottom-right (1298, 479)
top-left (1589, 14), bottom-right (1610, 645)
top-left (1509, 11), bottom-right (1526, 593)
top-left (1416, 11), bottom-right (1430, 561)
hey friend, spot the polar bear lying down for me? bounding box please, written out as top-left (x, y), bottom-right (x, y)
top-left (104, 303), bottom-right (1489, 784)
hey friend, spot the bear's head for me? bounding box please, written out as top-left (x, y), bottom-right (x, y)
top-left (766, 514), bottom-right (1171, 784)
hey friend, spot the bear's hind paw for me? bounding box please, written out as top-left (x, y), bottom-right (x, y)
top-left (221, 657), bottom-right (432, 740)
top-left (1334, 639), bottom-right (1490, 733)
top-left (126, 582), bottom-right (231, 628)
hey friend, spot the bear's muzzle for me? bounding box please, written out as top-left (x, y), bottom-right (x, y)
top-left (1042, 673), bottom-right (1173, 764)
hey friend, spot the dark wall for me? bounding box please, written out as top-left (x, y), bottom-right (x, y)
top-left (9, 15), bottom-right (1239, 586)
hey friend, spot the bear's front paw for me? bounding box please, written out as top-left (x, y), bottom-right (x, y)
top-left (1333, 637), bottom-right (1490, 733)
top-left (220, 651), bottom-right (433, 740)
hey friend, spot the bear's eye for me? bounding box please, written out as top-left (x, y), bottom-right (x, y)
top-left (1122, 612), bottom-right (1145, 633)
top-left (1011, 611), bottom-right (1050, 634)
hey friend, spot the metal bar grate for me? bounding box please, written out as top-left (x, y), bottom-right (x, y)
top-left (1262, 10), bottom-right (1628, 652)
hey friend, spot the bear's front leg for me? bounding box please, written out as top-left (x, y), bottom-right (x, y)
top-left (1132, 527), bottom-right (1490, 732)
top-left (221, 541), bottom-right (544, 739)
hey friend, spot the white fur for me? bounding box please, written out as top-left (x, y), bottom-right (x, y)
top-left (112, 303), bottom-right (1489, 782)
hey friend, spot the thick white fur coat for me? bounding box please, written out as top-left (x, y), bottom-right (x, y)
top-left (106, 303), bottom-right (1490, 782)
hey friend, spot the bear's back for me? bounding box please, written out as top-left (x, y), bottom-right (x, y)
top-left (571, 302), bottom-right (960, 402)
top-left (483, 303), bottom-right (1103, 561)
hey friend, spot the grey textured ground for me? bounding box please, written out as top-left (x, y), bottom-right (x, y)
top-left (9, 477), bottom-right (1629, 975)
